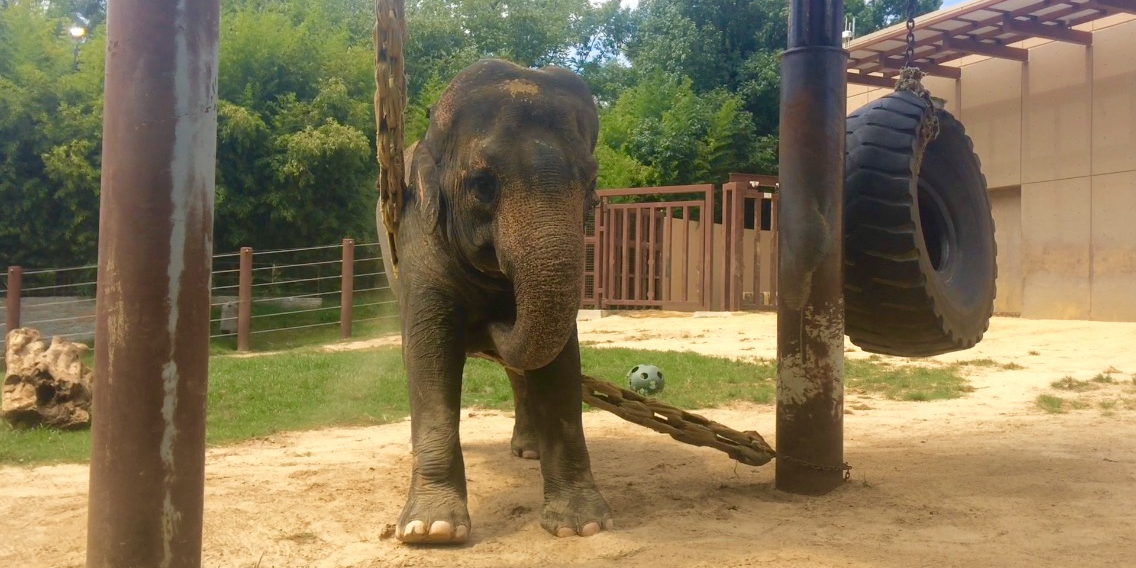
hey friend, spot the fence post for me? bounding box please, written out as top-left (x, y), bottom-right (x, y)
top-left (237, 247), bottom-right (252, 352)
top-left (340, 239), bottom-right (355, 339)
top-left (5, 266), bottom-right (22, 337)
top-left (701, 186), bottom-right (714, 310)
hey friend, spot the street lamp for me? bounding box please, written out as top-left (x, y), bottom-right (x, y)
top-left (69, 26), bottom-right (86, 70)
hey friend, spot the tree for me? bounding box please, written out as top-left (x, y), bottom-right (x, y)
top-left (846, 0), bottom-right (943, 37)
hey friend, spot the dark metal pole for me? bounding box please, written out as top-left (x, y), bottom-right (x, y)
top-left (86, 0), bottom-right (220, 566)
top-left (340, 239), bottom-right (355, 338)
top-left (775, 0), bottom-right (847, 495)
top-left (237, 247), bottom-right (252, 352)
top-left (5, 266), bottom-right (21, 336)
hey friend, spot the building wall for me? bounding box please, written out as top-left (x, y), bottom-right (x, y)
top-left (847, 16), bottom-right (1136, 322)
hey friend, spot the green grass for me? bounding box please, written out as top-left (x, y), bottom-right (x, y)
top-left (1036, 394), bottom-right (1067, 414)
top-left (0, 346), bottom-right (974, 466)
top-left (1050, 376), bottom-right (1098, 392)
top-left (847, 360), bottom-right (972, 401)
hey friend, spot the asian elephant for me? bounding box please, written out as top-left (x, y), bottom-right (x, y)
top-left (377, 59), bottom-right (611, 544)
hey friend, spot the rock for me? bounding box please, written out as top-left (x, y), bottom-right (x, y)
top-left (220, 301), bottom-right (239, 334)
top-left (3, 328), bottom-right (94, 430)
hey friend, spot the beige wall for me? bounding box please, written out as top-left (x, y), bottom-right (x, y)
top-left (989, 188), bottom-right (1023, 314)
top-left (848, 16), bottom-right (1136, 322)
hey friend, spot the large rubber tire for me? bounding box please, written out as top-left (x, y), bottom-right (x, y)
top-left (844, 90), bottom-right (997, 357)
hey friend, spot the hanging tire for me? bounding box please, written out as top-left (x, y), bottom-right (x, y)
top-left (844, 90), bottom-right (997, 357)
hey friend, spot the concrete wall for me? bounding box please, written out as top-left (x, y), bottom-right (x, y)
top-left (848, 15), bottom-right (1136, 322)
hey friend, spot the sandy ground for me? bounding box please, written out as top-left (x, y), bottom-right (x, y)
top-left (4, 312), bottom-right (1136, 568)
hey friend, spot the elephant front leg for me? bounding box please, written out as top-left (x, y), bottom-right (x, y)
top-left (396, 310), bottom-right (471, 545)
top-left (507, 368), bottom-right (540, 460)
top-left (524, 329), bottom-right (613, 537)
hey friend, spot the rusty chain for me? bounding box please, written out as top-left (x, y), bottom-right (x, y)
top-left (894, 0), bottom-right (940, 156)
top-left (374, 0), bottom-right (407, 276)
top-left (778, 453), bottom-right (853, 481)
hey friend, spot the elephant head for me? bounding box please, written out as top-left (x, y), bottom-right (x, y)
top-left (404, 59), bottom-right (599, 371)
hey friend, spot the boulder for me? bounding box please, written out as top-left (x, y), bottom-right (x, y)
top-left (3, 328), bottom-right (93, 430)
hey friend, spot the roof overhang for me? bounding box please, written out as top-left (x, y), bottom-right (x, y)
top-left (845, 0), bottom-right (1136, 88)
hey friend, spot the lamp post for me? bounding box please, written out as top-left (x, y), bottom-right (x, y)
top-left (68, 26), bottom-right (86, 70)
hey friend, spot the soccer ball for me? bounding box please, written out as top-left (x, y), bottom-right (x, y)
top-left (627, 364), bottom-right (664, 395)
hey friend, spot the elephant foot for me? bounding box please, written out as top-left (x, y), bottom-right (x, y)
top-left (510, 427), bottom-right (540, 460)
top-left (540, 486), bottom-right (613, 537)
top-left (396, 490), bottom-right (471, 545)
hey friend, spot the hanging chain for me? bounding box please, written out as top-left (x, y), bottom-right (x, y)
top-left (895, 0), bottom-right (940, 144)
top-left (903, 0), bottom-right (918, 69)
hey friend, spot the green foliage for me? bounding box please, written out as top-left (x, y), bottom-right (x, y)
top-left (846, 0), bottom-right (943, 37)
top-left (2, 0), bottom-right (949, 269)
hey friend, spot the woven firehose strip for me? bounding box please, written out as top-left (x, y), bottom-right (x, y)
top-left (471, 353), bottom-right (776, 467)
top-left (374, 0), bottom-right (407, 276)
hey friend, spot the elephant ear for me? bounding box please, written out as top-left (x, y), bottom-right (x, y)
top-left (407, 140), bottom-right (443, 232)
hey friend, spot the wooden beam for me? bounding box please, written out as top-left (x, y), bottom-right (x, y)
top-left (1089, 0), bottom-right (1136, 15)
top-left (878, 56), bottom-right (962, 79)
top-left (942, 34), bottom-right (1029, 62)
top-left (852, 1), bottom-right (1094, 73)
top-left (1003, 15), bottom-right (1093, 45)
top-left (847, 71), bottom-right (897, 89)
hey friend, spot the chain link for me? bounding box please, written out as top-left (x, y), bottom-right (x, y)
top-left (904, 0), bottom-right (917, 68)
top-left (779, 453), bottom-right (853, 481)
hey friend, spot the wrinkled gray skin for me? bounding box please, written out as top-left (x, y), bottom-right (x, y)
top-left (377, 59), bottom-right (611, 544)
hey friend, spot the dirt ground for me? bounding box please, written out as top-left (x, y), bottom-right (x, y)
top-left (4, 312), bottom-right (1136, 568)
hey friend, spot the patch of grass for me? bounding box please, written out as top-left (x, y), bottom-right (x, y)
top-left (1098, 400), bottom-right (1118, 411)
top-left (960, 358), bottom-right (999, 368)
top-left (0, 346), bottom-right (778, 465)
top-left (0, 427), bottom-right (93, 465)
top-left (1036, 394), bottom-right (1067, 414)
top-left (1050, 376), bottom-right (1098, 392)
top-left (1091, 373), bottom-right (1115, 384)
top-left (960, 358), bottom-right (1023, 371)
top-left (846, 360), bottom-right (972, 401)
top-left (1, 343), bottom-right (979, 465)
top-left (1028, 350), bottom-right (1040, 356)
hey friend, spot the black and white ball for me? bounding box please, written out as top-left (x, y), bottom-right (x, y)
top-left (627, 364), bottom-right (664, 395)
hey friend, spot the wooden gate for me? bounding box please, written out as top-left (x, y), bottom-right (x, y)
top-left (582, 185), bottom-right (714, 311)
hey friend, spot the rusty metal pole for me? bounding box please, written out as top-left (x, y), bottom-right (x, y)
top-left (86, 0), bottom-right (220, 566)
top-left (775, 0), bottom-right (848, 494)
top-left (340, 239), bottom-right (355, 338)
top-left (5, 266), bottom-right (21, 336)
top-left (237, 247), bottom-right (252, 352)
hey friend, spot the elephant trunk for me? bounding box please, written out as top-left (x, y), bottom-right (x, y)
top-left (489, 197), bottom-right (585, 371)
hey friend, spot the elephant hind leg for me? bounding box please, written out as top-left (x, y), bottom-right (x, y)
top-left (507, 368), bottom-right (540, 460)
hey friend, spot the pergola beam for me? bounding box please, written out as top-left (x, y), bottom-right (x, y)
top-left (1003, 15), bottom-right (1093, 45)
top-left (1088, 0), bottom-right (1136, 15)
top-left (847, 71), bottom-right (898, 88)
top-left (851, 0), bottom-right (1100, 74)
top-left (878, 56), bottom-right (962, 79)
top-left (942, 34), bottom-right (1030, 62)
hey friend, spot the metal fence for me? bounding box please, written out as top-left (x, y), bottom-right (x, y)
top-left (2, 239), bottom-right (398, 351)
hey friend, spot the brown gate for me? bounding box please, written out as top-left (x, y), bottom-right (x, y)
top-left (582, 185), bottom-right (714, 311)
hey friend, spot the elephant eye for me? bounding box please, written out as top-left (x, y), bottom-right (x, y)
top-left (466, 170), bottom-right (498, 204)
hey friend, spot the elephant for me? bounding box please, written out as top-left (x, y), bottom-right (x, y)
top-left (376, 59), bottom-right (612, 544)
